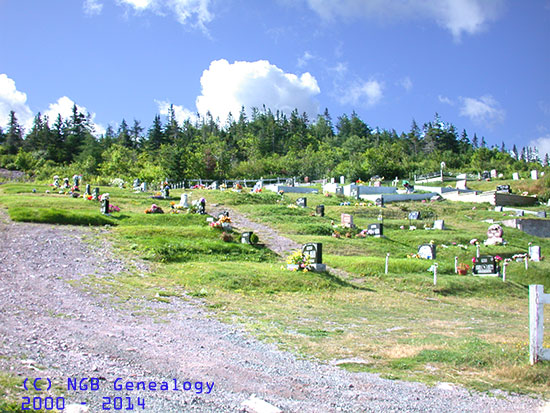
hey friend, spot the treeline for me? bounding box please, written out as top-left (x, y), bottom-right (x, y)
top-left (0, 104), bottom-right (545, 183)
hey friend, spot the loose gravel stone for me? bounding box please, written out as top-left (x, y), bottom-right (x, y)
top-left (0, 213), bottom-right (545, 412)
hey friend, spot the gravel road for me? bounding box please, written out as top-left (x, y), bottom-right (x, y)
top-left (0, 213), bottom-right (545, 412)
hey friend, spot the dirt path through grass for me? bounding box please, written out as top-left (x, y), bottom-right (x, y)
top-left (208, 205), bottom-right (356, 281)
top-left (0, 215), bottom-right (544, 412)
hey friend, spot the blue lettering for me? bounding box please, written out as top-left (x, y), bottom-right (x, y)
top-left (113, 378), bottom-right (123, 391)
top-left (194, 382), bottom-right (203, 394)
top-left (206, 382), bottom-right (214, 394)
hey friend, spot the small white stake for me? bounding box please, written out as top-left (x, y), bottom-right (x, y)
top-left (454, 256), bottom-right (458, 274)
top-left (385, 253), bottom-right (390, 274)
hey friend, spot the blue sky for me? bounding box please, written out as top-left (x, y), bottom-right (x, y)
top-left (0, 0), bottom-right (549, 155)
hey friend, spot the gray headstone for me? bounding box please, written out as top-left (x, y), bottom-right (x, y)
top-left (529, 245), bottom-right (541, 262)
top-left (302, 243), bottom-right (322, 264)
top-left (418, 244), bottom-right (436, 259)
top-left (366, 223), bottom-right (383, 237)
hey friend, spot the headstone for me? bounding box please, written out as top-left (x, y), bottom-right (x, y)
top-left (211, 181), bottom-right (219, 190)
top-left (490, 169), bottom-right (497, 178)
top-left (335, 186), bottom-right (343, 195)
top-left (93, 187), bottom-right (99, 200)
top-left (496, 185), bottom-right (511, 193)
top-left (433, 220), bottom-right (445, 230)
top-left (537, 211), bottom-right (547, 218)
top-left (529, 245), bottom-right (541, 262)
top-left (85, 184), bottom-right (91, 196)
top-left (302, 243), bottom-right (322, 264)
top-left (366, 223), bottom-right (383, 237)
top-left (408, 211), bottom-right (421, 220)
top-left (180, 193), bottom-right (189, 208)
top-left (375, 197), bottom-right (384, 207)
top-left (296, 197), bottom-right (307, 208)
top-left (481, 171), bottom-right (491, 180)
top-left (456, 180), bottom-right (467, 190)
top-left (340, 176), bottom-right (345, 185)
top-left (418, 244), bottom-right (436, 260)
top-left (532, 170), bottom-right (539, 180)
top-left (473, 255), bottom-right (499, 276)
top-left (133, 178), bottom-right (140, 188)
top-left (162, 186), bottom-right (170, 199)
top-left (330, 177), bottom-right (335, 184)
top-left (341, 213), bottom-right (354, 228)
top-left (484, 224), bottom-right (504, 245)
top-left (316, 205), bottom-right (325, 217)
top-left (512, 172), bottom-right (519, 180)
top-left (495, 206), bottom-right (503, 212)
top-left (516, 210), bottom-right (524, 217)
top-left (140, 182), bottom-right (147, 192)
top-left (73, 175), bottom-right (80, 187)
top-left (373, 181), bottom-right (381, 187)
top-left (253, 180), bottom-right (263, 192)
top-left (350, 187), bottom-right (359, 200)
top-left (241, 231), bottom-right (254, 244)
top-left (63, 177), bottom-right (70, 188)
top-left (100, 198), bottom-right (110, 215)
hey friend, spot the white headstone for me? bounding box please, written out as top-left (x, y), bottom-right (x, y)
top-left (331, 177), bottom-right (335, 184)
top-left (531, 170), bottom-right (539, 180)
top-left (529, 245), bottom-right (541, 262)
top-left (513, 172), bottom-right (519, 180)
top-left (180, 193), bottom-right (189, 208)
top-left (340, 175), bottom-right (345, 185)
top-left (433, 220), bottom-right (445, 230)
top-left (341, 213), bottom-right (354, 228)
top-left (456, 180), bottom-right (467, 190)
top-left (490, 169), bottom-right (497, 178)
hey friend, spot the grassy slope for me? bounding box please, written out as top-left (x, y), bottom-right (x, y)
top-left (1, 183), bottom-right (550, 397)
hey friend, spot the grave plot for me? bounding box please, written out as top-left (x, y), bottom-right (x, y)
top-left (4, 183), bottom-right (550, 396)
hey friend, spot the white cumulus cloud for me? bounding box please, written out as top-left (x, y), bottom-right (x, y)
top-left (83, 0), bottom-right (104, 16)
top-left (339, 79), bottom-right (384, 107)
top-left (0, 74), bottom-right (33, 131)
top-left (44, 96), bottom-right (105, 136)
top-left (304, 0), bottom-right (505, 40)
top-left (116, 0), bottom-right (212, 30)
top-left (530, 134), bottom-right (550, 160)
top-left (195, 59), bottom-right (320, 122)
top-left (459, 95), bottom-right (505, 127)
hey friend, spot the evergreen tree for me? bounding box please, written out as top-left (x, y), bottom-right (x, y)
top-left (500, 141), bottom-right (506, 153)
top-left (130, 119), bottom-right (144, 148)
top-left (5, 111), bottom-right (24, 154)
top-left (481, 136), bottom-right (487, 148)
top-left (117, 119), bottom-right (132, 148)
top-left (544, 153), bottom-right (549, 167)
top-left (512, 144), bottom-right (518, 160)
top-left (146, 114), bottom-right (165, 151)
top-left (164, 104), bottom-right (181, 144)
top-left (472, 133), bottom-right (479, 149)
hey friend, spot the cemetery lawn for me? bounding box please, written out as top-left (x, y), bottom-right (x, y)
top-left (2, 184), bottom-right (550, 397)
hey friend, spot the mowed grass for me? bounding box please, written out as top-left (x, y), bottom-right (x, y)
top-left (2, 183), bottom-right (550, 396)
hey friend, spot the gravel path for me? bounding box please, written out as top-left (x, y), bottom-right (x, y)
top-left (208, 205), bottom-right (354, 281)
top-left (0, 213), bottom-right (545, 412)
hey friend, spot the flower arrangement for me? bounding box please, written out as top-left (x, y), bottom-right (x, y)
top-left (457, 263), bottom-right (470, 274)
top-left (286, 250), bottom-right (311, 271)
top-left (110, 178), bottom-right (125, 188)
top-left (209, 215), bottom-right (231, 229)
top-left (109, 204), bottom-right (120, 213)
top-left (145, 204), bottom-right (164, 214)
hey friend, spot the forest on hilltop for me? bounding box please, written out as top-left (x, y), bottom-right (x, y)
top-left (0, 104), bottom-right (545, 184)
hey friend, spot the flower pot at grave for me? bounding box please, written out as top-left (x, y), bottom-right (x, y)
top-left (458, 269), bottom-right (468, 275)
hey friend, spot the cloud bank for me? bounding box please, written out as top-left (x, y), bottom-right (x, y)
top-left (0, 74), bottom-right (33, 131)
top-left (115, 0), bottom-right (213, 29)
top-left (0, 73), bottom-right (104, 135)
top-left (194, 59), bottom-right (321, 122)
top-left (304, 0), bottom-right (505, 40)
top-left (459, 94), bottom-right (505, 127)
